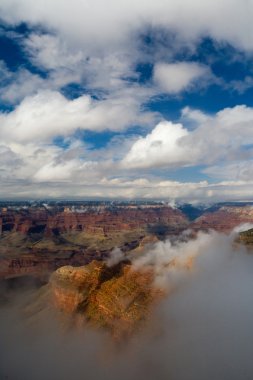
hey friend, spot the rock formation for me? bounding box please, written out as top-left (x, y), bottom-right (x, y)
top-left (50, 260), bottom-right (162, 340)
top-left (192, 206), bottom-right (253, 232)
top-left (238, 227), bottom-right (253, 245)
top-left (0, 207), bottom-right (188, 237)
top-left (2, 203), bottom-right (253, 282)
top-left (0, 205), bottom-right (189, 281)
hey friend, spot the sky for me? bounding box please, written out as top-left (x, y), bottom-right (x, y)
top-left (0, 0), bottom-right (253, 202)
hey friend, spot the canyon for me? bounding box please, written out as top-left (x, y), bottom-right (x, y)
top-left (1, 202), bottom-right (253, 282)
top-left (2, 201), bottom-right (253, 348)
top-left (0, 204), bottom-right (188, 280)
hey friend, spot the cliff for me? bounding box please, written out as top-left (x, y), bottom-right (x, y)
top-left (50, 260), bottom-right (162, 340)
top-left (0, 206), bottom-right (189, 280)
top-left (238, 228), bottom-right (253, 245)
top-left (192, 206), bottom-right (253, 232)
top-left (3, 204), bottom-right (253, 282)
top-left (0, 207), bottom-right (188, 237)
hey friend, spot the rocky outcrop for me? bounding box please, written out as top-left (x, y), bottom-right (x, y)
top-left (51, 261), bottom-right (161, 339)
top-left (45, 207), bottom-right (188, 236)
top-left (0, 209), bottom-right (48, 236)
top-left (4, 204), bottom-right (253, 283)
top-left (192, 206), bottom-right (253, 233)
top-left (0, 207), bottom-right (188, 237)
top-left (0, 206), bottom-right (189, 281)
top-left (0, 252), bottom-right (90, 280)
top-left (238, 228), bottom-right (253, 245)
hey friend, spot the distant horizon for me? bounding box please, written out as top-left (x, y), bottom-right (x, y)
top-left (1, 198), bottom-right (253, 205)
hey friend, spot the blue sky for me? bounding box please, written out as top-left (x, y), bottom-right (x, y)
top-left (0, 0), bottom-right (253, 201)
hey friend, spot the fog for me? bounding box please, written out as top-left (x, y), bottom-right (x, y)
top-left (1, 229), bottom-right (253, 380)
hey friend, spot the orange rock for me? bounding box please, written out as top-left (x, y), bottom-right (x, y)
top-left (50, 261), bottom-right (163, 339)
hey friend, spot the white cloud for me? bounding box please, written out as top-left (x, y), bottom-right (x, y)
top-left (1, 101), bottom-right (253, 201)
top-left (0, 58), bottom-right (83, 104)
top-left (0, 0), bottom-right (252, 201)
top-left (33, 160), bottom-right (99, 182)
top-left (204, 161), bottom-right (253, 181)
top-left (123, 121), bottom-right (189, 169)
top-left (123, 105), bottom-right (253, 169)
top-left (0, 0), bottom-right (252, 52)
top-left (0, 91), bottom-right (91, 142)
top-left (0, 90), bottom-right (155, 143)
top-left (0, 69), bottom-right (45, 104)
top-left (24, 33), bottom-right (83, 70)
top-left (1, 172), bottom-right (252, 203)
top-left (153, 62), bottom-right (209, 93)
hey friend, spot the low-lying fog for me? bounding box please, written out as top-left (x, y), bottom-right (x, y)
top-left (1, 228), bottom-right (253, 380)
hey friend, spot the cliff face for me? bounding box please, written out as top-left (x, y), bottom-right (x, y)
top-left (0, 207), bottom-right (188, 237)
top-left (0, 210), bottom-right (48, 235)
top-left (2, 205), bottom-right (253, 239)
top-left (50, 261), bottom-right (161, 340)
top-left (238, 228), bottom-right (253, 245)
top-left (0, 206), bottom-right (189, 281)
top-left (192, 206), bottom-right (253, 232)
top-left (2, 204), bottom-right (253, 282)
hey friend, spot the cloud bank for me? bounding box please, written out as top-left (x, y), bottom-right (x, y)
top-left (0, 0), bottom-right (252, 200)
top-left (1, 230), bottom-right (253, 379)
top-left (1, 0), bottom-right (252, 51)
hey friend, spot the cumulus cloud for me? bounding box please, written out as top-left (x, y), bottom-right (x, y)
top-left (0, 1), bottom-right (252, 201)
top-left (0, 91), bottom-right (91, 142)
top-left (123, 105), bottom-right (253, 169)
top-left (1, 98), bottom-right (253, 201)
top-left (0, 90), bottom-right (155, 143)
top-left (123, 121), bottom-right (189, 169)
top-left (153, 62), bottom-right (209, 94)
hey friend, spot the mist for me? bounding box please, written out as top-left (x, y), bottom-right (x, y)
top-left (1, 229), bottom-right (253, 380)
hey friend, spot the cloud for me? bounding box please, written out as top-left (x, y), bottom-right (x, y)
top-left (0, 94), bottom-right (253, 201)
top-left (0, 68), bottom-right (46, 104)
top-left (132, 230), bottom-right (211, 287)
top-left (153, 62), bottom-right (209, 93)
top-left (33, 159), bottom-right (100, 182)
top-left (2, 230), bottom-right (253, 380)
top-left (123, 105), bottom-right (253, 169)
top-left (0, 1), bottom-right (251, 202)
top-left (0, 0), bottom-right (252, 52)
top-left (0, 58), bottom-right (83, 105)
top-left (123, 121), bottom-right (189, 169)
top-left (1, 102), bottom-right (253, 201)
top-left (0, 90), bottom-right (155, 143)
top-left (24, 33), bottom-right (83, 70)
top-left (204, 160), bottom-right (253, 181)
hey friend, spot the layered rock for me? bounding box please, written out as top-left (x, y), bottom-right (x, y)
top-left (0, 207), bottom-right (188, 237)
top-left (0, 209), bottom-right (48, 236)
top-left (0, 206), bottom-right (189, 281)
top-left (0, 253), bottom-right (89, 280)
top-left (50, 261), bottom-right (161, 339)
top-left (238, 228), bottom-right (253, 245)
top-left (4, 204), bottom-right (253, 284)
top-left (192, 206), bottom-right (253, 233)
top-left (45, 207), bottom-right (188, 236)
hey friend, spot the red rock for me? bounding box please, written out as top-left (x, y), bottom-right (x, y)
top-left (192, 206), bottom-right (253, 233)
